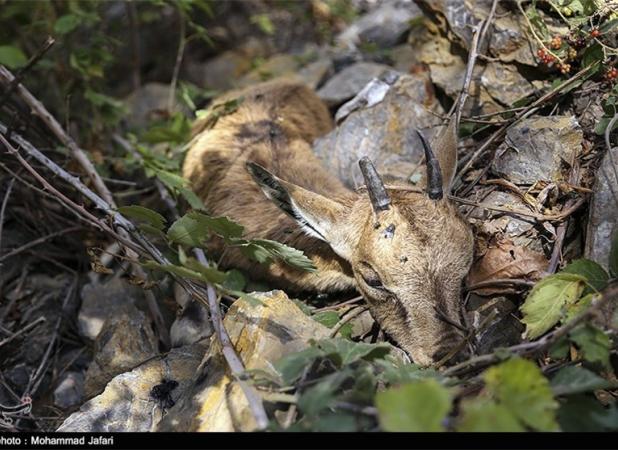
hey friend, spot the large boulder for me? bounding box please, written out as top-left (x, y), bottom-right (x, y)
top-left (157, 290), bottom-right (330, 432)
top-left (313, 70), bottom-right (444, 189)
top-left (493, 116), bottom-right (583, 185)
top-left (57, 342), bottom-right (206, 432)
top-left (586, 146), bottom-right (618, 270)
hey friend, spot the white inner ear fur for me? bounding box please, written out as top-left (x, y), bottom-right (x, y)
top-left (288, 198), bottom-right (354, 261)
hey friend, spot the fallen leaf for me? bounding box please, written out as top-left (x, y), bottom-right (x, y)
top-left (468, 240), bottom-right (548, 295)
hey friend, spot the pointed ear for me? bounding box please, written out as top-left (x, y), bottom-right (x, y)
top-left (246, 162), bottom-right (355, 259)
top-left (433, 118), bottom-right (458, 192)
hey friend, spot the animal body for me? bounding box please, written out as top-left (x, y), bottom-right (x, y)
top-left (182, 80), bottom-right (474, 366)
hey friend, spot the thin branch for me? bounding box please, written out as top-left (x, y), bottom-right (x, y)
top-left (193, 248), bottom-right (269, 430)
top-left (0, 37), bottom-right (55, 106)
top-left (0, 65), bottom-right (114, 206)
top-left (168, 10), bottom-right (186, 113)
top-left (0, 317), bottom-right (45, 349)
top-left (0, 226), bottom-right (81, 263)
top-left (0, 177), bottom-right (15, 256)
top-left (329, 306), bottom-right (369, 338)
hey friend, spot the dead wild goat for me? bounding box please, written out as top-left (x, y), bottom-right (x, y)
top-left (182, 80), bottom-right (474, 366)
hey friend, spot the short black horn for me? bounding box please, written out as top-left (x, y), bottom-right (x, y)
top-left (416, 129), bottom-right (443, 200)
top-left (359, 157), bottom-right (390, 213)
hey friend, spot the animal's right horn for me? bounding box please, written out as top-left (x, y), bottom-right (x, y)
top-left (359, 157), bottom-right (390, 213)
top-left (416, 129), bottom-right (443, 200)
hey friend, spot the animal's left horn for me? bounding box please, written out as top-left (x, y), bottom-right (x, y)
top-left (359, 157), bottom-right (390, 213)
top-left (416, 129), bottom-right (443, 200)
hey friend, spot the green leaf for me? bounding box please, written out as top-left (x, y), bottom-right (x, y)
top-left (167, 211), bottom-right (244, 247)
top-left (564, 293), bottom-right (596, 323)
top-left (234, 238), bottom-right (316, 272)
top-left (375, 379), bottom-right (452, 432)
top-left (179, 187), bottom-right (204, 210)
top-left (250, 14), bottom-right (275, 35)
top-left (0, 45), bottom-right (27, 69)
top-left (610, 230), bottom-right (618, 278)
top-left (581, 43), bottom-right (603, 69)
top-left (298, 370), bottom-right (350, 416)
top-left (520, 273), bottom-right (585, 339)
top-left (562, 259), bottom-right (609, 293)
top-left (569, 324), bottom-right (611, 368)
top-left (376, 358), bottom-right (441, 386)
top-left (313, 311), bottom-right (339, 328)
top-left (548, 337), bottom-right (570, 360)
top-left (143, 260), bottom-right (227, 284)
top-left (274, 347), bottom-right (324, 385)
top-left (54, 14), bottom-right (81, 34)
top-left (223, 269), bottom-right (246, 291)
top-left (484, 357), bottom-right (559, 431)
top-left (117, 205), bottom-right (166, 231)
top-left (316, 338), bottom-right (391, 367)
top-left (457, 399), bottom-right (525, 432)
top-left (557, 395), bottom-right (618, 431)
top-left (550, 366), bottom-right (616, 396)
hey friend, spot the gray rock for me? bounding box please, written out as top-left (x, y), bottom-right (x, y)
top-left (480, 62), bottom-right (536, 106)
top-left (78, 277), bottom-right (147, 340)
top-left (336, 0), bottom-right (422, 49)
top-left (123, 83), bottom-right (189, 129)
top-left (585, 146), bottom-right (618, 271)
top-left (84, 303), bottom-right (158, 398)
top-left (493, 116), bottom-right (583, 185)
top-left (157, 290), bottom-right (330, 432)
top-left (317, 62), bottom-right (392, 106)
top-left (170, 299), bottom-right (213, 348)
top-left (469, 191), bottom-right (536, 238)
top-left (467, 296), bottom-right (523, 354)
top-left (314, 71), bottom-right (444, 188)
top-left (420, 0), bottom-right (537, 66)
top-left (54, 372), bottom-right (85, 409)
top-left (297, 57), bottom-right (334, 90)
top-left (57, 343), bottom-right (205, 432)
top-left (236, 53), bottom-right (301, 88)
top-left (183, 37), bottom-right (270, 92)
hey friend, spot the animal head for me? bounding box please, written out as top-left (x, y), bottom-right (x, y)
top-left (246, 122), bottom-right (474, 366)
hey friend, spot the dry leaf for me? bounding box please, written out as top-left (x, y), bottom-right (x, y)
top-left (468, 241), bottom-right (548, 295)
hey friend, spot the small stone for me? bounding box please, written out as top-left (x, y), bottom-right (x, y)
top-left (78, 277), bottom-right (147, 340)
top-left (84, 303), bottom-right (158, 398)
top-left (317, 62), bottom-right (392, 107)
top-left (493, 116), bottom-right (583, 185)
top-left (54, 372), bottom-right (85, 410)
top-left (336, 0), bottom-right (423, 49)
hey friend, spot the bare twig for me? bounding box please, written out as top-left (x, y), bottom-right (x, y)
top-left (0, 177), bottom-right (15, 257)
top-left (451, 0), bottom-right (499, 126)
top-left (125, 1), bottom-right (141, 91)
top-left (0, 226), bottom-right (81, 263)
top-left (0, 37), bottom-right (55, 106)
top-left (0, 317), bottom-right (45, 349)
top-left (168, 9), bottom-right (186, 113)
top-left (193, 248), bottom-right (269, 430)
top-left (0, 65), bottom-right (114, 207)
top-left (329, 305), bottom-right (369, 338)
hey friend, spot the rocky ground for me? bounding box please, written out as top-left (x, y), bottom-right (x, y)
top-left (0, 0), bottom-right (616, 432)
